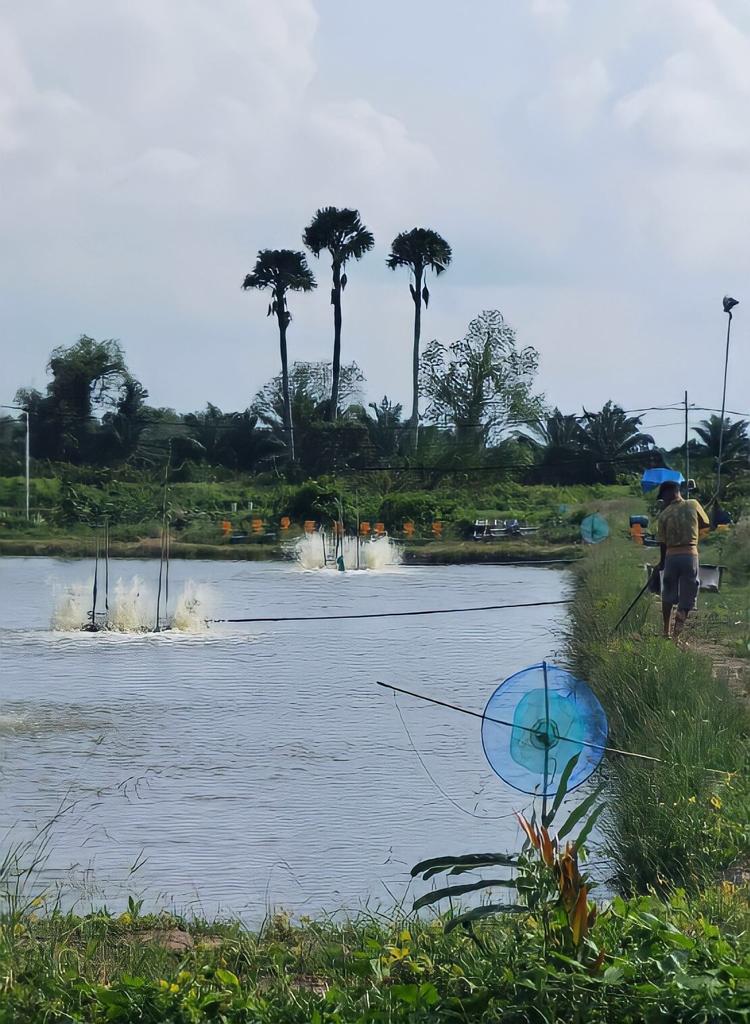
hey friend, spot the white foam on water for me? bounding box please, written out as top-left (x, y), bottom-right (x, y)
top-left (51, 581), bottom-right (92, 630)
top-left (290, 533), bottom-right (402, 571)
top-left (108, 576), bottom-right (154, 632)
top-left (170, 580), bottom-right (215, 632)
top-left (51, 577), bottom-right (215, 633)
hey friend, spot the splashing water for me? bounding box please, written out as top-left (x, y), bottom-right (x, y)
top-left (51, 581), bottom-right (92, 630)
top-left (171, 581), bottom-right (214, 632)
top-left (108, 576), bottom-right (155, 631)
top-left (51, 576), bottom-right (215, 632)
top-left (291, 533), bottom-right (402, 571)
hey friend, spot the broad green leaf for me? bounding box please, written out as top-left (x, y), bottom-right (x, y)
top-left (215, 968), bottom-right (240, 989)
top-left (543, 752), bottom-right (580, 828)
top-left (557, 788), bottom-right (603, 840)
top-left (575, 804), bottom-right (605, 849)
top-left (411, 852), bottom-right (517, 879)
top-left (444, 903), bottom-right (526, 933)
top-left (413, 878), bottom-right (516, 911)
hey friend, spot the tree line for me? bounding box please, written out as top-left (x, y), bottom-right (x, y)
top-left (242, 209), bottom-right (453, 459)
top-left (3, 325), bottom-right (748, 488)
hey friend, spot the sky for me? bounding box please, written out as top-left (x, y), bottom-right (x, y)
top-left (2, 0), bottom-right (750, 446)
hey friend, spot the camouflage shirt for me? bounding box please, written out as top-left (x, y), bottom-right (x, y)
top-left (656, 498), bottom-right (710, 552)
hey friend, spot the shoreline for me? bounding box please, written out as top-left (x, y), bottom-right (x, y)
top-left (0, 535), bottom-right (581, 564)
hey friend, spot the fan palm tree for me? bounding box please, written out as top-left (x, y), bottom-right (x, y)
top-left (694, 415), bottom-right (750, 479)
top-left (242, 249), bottom-right (316, 462)
top-left (386, 228), bottom-right (452, 448)
top-left (303, 207), bottom-right (374, 420)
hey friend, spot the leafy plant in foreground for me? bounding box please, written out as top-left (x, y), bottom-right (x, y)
top-left (412, 754), bottom-right (606, 968)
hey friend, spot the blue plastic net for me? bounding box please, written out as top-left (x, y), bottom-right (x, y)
top-left (580, 513), bottom-right (609, 544)
top-left (481, 662), bottom-right (608, 796)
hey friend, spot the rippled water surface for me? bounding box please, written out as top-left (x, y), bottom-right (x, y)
top-left (0, 557), bottom-right (570, 922)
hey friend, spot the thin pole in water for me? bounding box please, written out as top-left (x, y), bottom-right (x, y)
top-left (91, 533), bottom-right (100, 628)
top-left (165, 519), bottom-right (170, 622)
top-left (104, 518), bottom-right (110, 619)
top-left (24, 410), bottom-right (30, 521)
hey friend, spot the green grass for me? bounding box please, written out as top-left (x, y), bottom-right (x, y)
top-left (2, 887), bottom-right (748, 1022)
top-left (567, 538), bottom-right (750, 892)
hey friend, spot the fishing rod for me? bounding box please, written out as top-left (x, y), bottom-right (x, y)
top-left (376, 681), bottom-right (731, 776)
top-left (612, 576), bottom-right (653, 632)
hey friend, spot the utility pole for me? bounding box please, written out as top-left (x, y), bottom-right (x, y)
top-left (684, 391), bottom-right (689, 494)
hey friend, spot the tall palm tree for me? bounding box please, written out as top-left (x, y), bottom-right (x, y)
top-left (242, 249), bottom-right (316, 462)
top-left (386, 228), bottom-right (452, 448)
top-left (302, 207), bottom-right (374, 420)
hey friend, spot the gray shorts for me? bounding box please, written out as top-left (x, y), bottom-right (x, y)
top-left (661, 553), bottom-right (699, 612)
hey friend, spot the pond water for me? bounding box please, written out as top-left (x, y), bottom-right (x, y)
top-left (0, 557), bottom-right (571, 923)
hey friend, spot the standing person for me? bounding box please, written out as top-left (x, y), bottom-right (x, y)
top-left (655, 481), bottom-right (710, 640)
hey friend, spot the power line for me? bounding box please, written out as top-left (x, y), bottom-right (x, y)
top-left (210, 598), bottom-right (571, 625)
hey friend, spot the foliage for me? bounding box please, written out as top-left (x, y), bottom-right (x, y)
top-left (242, 249), bottom-right (317, 463)
top-left (15, 336), bottom-right (143, 465)
top-left (518, 403), bottom-right (658, 485)
top-left (1, 886), bottom-right (748, 1022)
top-left (694, 415), bottom-right (750, 479)
top-left (420, 311), bottom-right (543, 449)
top-left (387, 227), bottom-right (452, 443)
top-left (386, 228), bottom-right (453, 281)
top-left (303, 206), bottom-right (375, 419)
top-left (567, 539), bottom-right (750, 892)
top-left (411, 755), bottom-right (604, 969)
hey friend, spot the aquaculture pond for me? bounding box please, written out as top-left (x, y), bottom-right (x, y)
top-left (0, 557), bottom-right (570, 923)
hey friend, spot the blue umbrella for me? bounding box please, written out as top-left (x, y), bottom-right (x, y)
top-left (641, 468), bottom-right (684, 493)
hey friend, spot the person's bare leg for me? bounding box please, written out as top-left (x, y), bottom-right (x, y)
top-left (662, 603), bottom-right (673, 638)
top-left (672, 608), bottom-right (688, 641)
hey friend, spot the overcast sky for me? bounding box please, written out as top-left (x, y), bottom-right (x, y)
top-left (2, 0), bottom-right (750, 445)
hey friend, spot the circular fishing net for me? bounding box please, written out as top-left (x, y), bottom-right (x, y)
top-left (580, 513), bottom-right (609, 544)
top-left (481, 662), bottom-right (608, 796)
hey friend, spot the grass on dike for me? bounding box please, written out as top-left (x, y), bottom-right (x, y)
top-left (567, 536), bottom-right (750, 894)
top-left (1, 849), bottom-right (749, 1023)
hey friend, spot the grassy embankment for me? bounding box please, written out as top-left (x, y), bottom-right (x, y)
top-left (2, 512), bottom-right (750, 1021)
top-left (0, 476), bottom-right (627, 562)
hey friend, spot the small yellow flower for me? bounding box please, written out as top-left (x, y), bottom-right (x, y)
top-left (31, 897), bottom-right (44, 908)
top-left (688, 796), bottom-right (697, 804)
top-left (169, 983), bottom-right (179, 994)
top-left (398, 930), bottom-right (411, 944)
top-left (710, 794), bottom-right (722, 810)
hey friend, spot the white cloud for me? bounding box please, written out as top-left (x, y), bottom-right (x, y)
top-left (530, 0), bottom-right (569, 25)
top-left (2, 0), bottom-right (750, 428)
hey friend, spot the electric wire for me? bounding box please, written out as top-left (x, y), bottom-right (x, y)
top-left (209, 597), bottom-right (571, 624)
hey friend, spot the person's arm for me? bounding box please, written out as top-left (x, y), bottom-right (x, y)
top-left (695, 501), bottom-right (710, 529)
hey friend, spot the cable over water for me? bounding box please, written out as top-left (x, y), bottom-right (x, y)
top-left (210, 598), bottom-right (572, 624)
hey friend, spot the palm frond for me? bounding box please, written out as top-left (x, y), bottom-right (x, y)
top-left (242, 249), bottom-right (317, 293)
top-left (386, 227), bottom-right (452, 275)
